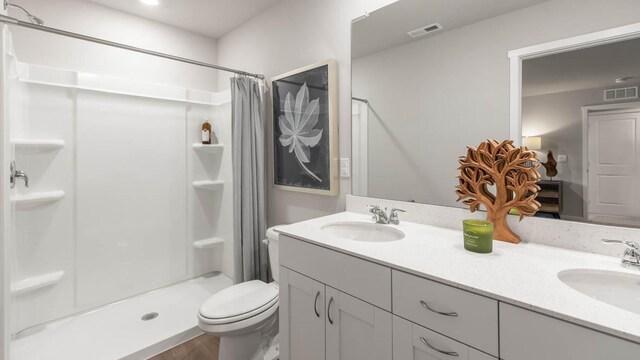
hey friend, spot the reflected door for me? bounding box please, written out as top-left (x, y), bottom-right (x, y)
top-left (587, 111), bottom-right (640, 224)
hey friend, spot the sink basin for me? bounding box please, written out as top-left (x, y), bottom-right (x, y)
top-left (558, 269), bottom-right (640, 314)
top-left (321, 221), bottom-right (405, 242)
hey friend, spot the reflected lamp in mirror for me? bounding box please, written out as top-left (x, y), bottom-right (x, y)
top-left (522, 136), bottom-right (542, 151)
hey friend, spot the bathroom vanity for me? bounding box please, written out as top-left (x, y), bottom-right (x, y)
top-left (276, 210), bottom-right (640, 360)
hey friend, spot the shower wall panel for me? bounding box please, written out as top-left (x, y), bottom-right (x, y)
top-left (9, 63), bottom-right (233, 334)
top-left (11, 82), bottom-right (76, 334)
top-left (75, 91), bottom-right (188, 308)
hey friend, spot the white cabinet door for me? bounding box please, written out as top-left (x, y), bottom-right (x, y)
top-left (326, 286), bottom-right (392, 360)
top-left (280, 266), bottom-right (325, 360)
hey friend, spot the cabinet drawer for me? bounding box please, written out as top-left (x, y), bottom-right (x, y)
top-left (392, 270), bottom-right (498, 356)
top-left (393, 316), bottom-right (497, 360)
top-left (280, 235), bottom-right (391, 311)
top-left (500, 303), bottom-right (640, 360)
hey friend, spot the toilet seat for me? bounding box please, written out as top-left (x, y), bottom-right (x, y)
top-left (199, 281), bottom-right (279, 325)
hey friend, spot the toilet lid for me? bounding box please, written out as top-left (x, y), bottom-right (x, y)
top-left (199, 280), bottom-right (278, 322)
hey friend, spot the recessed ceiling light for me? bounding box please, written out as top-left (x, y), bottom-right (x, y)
top-left (616, 76), bottom-right (636, 84)
top-left (140, 0), bottom-right (159, 6)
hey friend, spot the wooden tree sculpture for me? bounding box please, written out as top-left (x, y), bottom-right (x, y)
top-left (456, 139), bottom-right (541, 243)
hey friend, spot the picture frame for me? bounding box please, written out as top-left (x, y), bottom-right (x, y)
top-left (271, 59), bottom-right (339, 196)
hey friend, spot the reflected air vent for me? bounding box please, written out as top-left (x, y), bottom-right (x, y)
top-left (407, 23), bottom-right (443, 38)
top-left (604, 86), bottom-right (638, 101)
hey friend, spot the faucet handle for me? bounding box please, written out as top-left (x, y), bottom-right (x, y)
top-left (366, 204), bottom-right (380, 212)
top-left (388, 208), bottom-right (406, 225)
top-left (602, 239), bottom-right (640, 250)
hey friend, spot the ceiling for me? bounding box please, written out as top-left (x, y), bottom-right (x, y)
top-left (87, 0), bottom-right (282, 39)
top-left (352, 0), bottom-right (549, 59)
top-left (523, 38), bottom-right (640, 97)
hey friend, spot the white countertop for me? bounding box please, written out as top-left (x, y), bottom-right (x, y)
top-left (276, 211), bottom-right (640, 344)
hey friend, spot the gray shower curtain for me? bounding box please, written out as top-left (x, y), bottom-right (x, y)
top-left (231, 76), bottom-right (268, 283)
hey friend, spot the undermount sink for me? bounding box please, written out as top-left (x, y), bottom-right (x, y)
top-left (321, 221), bottom-right (405, 242)
top-left (558, 269), bottom-right (640, 315)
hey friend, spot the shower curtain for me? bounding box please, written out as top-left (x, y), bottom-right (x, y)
top-left (231, 76), bottom-right (268, 283)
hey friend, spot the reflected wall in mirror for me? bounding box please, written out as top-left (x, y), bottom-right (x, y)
top-left (520, 37), bottom-right (640, 227)
top-left (351, 0), bottom-right (640, 229)
top-left (351, 0), bottom-right (550, 207)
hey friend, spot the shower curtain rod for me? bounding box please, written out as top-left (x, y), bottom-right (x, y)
top-left (0, 14), bottom-right (266, 80)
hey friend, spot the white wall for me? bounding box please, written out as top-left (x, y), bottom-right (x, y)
top-left (8, 0), bottom-right (219, 92)
top-left (216, 0), bottom-right (398, 226)
top-left (349, 0), bottom-right (640, 210)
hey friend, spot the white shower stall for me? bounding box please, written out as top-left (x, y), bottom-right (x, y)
top-left (0, 23), bottom-right (237, 358)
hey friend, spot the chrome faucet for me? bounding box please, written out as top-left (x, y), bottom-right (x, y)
top-left (602, 239), bottom-right (640, 270)
top-left (10, 161), bottom-right (29, 189)
top-left (367, 205), bottom-right (406, 225)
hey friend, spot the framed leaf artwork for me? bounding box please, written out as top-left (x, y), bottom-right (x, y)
top-left (271, 60), bottom-right (339, 195)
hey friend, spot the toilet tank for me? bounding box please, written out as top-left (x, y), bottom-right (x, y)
top-left (266, 227), bottom-right (280, 283)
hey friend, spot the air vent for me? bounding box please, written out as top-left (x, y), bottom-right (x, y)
top-left (407, 23), bottom-right (443, 38)
top-left (604, 86), bottom-right (638, 101)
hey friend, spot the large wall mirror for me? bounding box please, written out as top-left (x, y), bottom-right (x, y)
top-left (351, 0), bottom-right (640, 228)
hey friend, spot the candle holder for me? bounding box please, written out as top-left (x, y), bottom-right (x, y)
top-left (463, 219), bottom-right (494, 254)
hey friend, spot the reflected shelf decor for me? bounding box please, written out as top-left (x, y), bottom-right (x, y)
top-left (456, 139), bottom-right (541, 243)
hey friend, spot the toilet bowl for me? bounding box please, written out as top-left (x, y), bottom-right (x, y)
top-left (198, 227), bottom-right (280, 360)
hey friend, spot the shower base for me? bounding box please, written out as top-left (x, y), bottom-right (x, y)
top-left (11, 273), bottom-right (233, 360)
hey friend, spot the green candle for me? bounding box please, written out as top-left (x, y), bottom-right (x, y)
top-left (463, 219), bottom-right (494, 254)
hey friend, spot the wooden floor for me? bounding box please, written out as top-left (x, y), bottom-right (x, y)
top-left (150, 334), bottom-right (219, 360)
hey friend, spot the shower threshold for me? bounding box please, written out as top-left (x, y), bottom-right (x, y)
top-left (11, 273), bottom-right (233, 360)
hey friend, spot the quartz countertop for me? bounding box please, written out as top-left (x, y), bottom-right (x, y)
top-left (276, 211), bottom-right (640, 344)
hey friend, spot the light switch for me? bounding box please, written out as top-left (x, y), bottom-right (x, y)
top-left (557, 155), bottom-right (567, 163)
top-left (340, 158), bottom-right (351, 178)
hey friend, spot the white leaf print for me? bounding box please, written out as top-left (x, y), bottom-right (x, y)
top-left (278, 82), bottom-right (324, 182)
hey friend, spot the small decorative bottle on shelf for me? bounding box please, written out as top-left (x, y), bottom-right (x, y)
top-left (201, 120), bottom-right (212, 145)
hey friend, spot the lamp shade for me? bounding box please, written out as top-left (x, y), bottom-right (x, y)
top-left (522, 136), bottom-right (542, 150)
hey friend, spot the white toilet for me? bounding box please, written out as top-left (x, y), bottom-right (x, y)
top-left (198, 227), bottom-right (280, 360)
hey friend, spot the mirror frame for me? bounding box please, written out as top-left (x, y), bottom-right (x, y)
top-left (508, 22), bottom-right (640, 222)
top-left (508, 22), bottom-right (640, 145)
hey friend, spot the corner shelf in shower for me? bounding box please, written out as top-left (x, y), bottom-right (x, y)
top-left (192, 143), bottom-right (224, 154)
top-left (11, 191), bottom-right (65, 210)
top-left (192, 237), bottom-right (224, 249)
top-left (12, 139), bottom-right (65, 153)
top-left (11, 270), bottom-right (65, 297)
top-left (192, 180), bottom-right (224, 191)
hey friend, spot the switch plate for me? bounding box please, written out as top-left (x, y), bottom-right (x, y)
top-left (557, 155), bottom-right (567, 163)
top-left (340, 158), bottom-right (350, 178)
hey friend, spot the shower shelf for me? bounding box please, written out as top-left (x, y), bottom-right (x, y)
top-left (193, 143), bottom-right (224, 154)
top-left (11, 191), bottom-right (65, 209)
top-left (193, 237), bottom-right (224, 249)
top-left (11, 270), bottom-right (65, 297)
top-left (12, 139), bottom-right (65, 153)
top-left (192, 180), bottom-right (224, 190)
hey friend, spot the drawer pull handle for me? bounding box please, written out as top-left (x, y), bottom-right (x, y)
top-left (420, 336), bottom-right (459, 357)
top-left (314, 291), bottom-right (321, 318)
top-left (327, 297), bottom-right (335, 325)
top-left (420, 300), bottom-right (458, 317)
